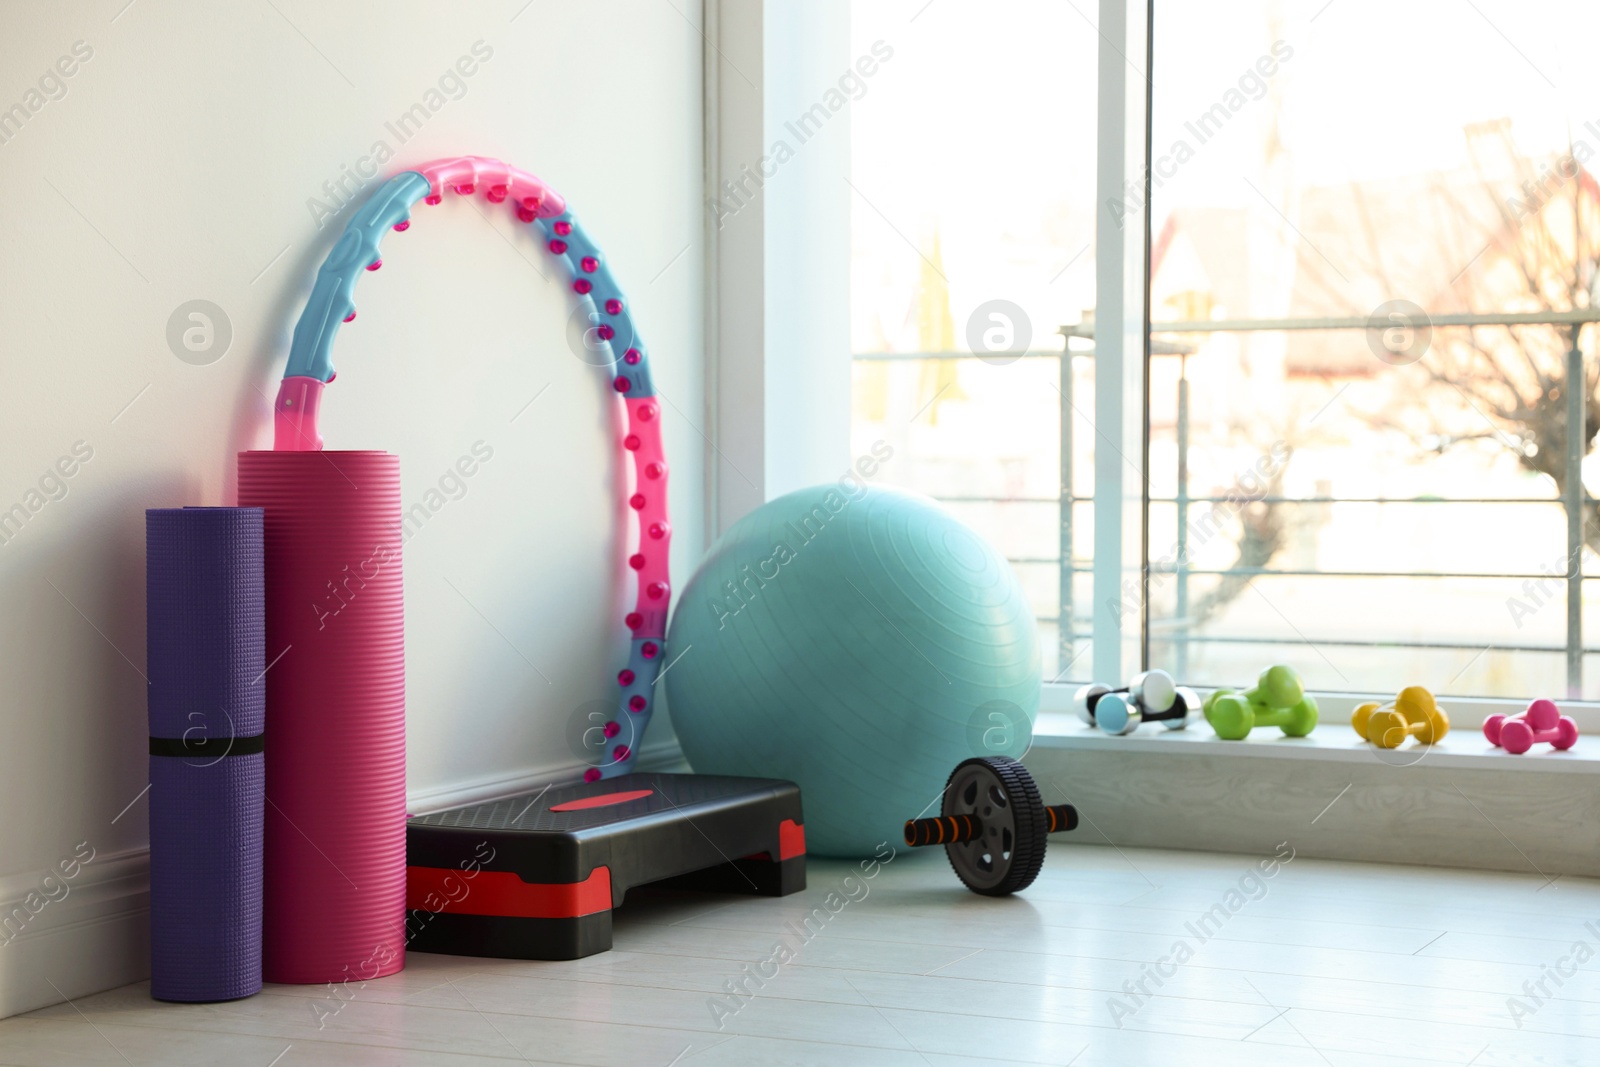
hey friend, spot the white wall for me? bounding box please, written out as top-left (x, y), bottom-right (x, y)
top-left (0, 0), bottom-right (705, 1016)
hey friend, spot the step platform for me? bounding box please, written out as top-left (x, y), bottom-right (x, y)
top-left (405, 772), bottom-right (805, 960)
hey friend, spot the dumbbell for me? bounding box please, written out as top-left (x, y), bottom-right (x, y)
top-left (1484, 698), bottom-right (1578, 754)
top-left (1074, 670), bottom-right (1190, 733)
top-left (1092, 686), bottom-right (1203, 734)
top-left (1074, 669), bottom-right (1177, 724)
top-left (1363, 686), bottom-right (1449, 749)
top-left (1350, 693), bottom-right (1433, 741)
top-left (902, 755), bottom-right (1077, 896)
top-left (1350, 700), bottom-right (1383, 739)
top-left (1203, 665), bottom-right (1319, 740)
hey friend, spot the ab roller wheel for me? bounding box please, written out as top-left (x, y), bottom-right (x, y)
top-left (902, 757), bottom-right (1077, 896)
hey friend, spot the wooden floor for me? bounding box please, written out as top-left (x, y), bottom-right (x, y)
top-left (2, 843), bottom-right (1596, 1065)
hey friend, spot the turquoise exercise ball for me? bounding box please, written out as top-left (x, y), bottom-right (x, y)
top-left (665, 482), bottom-right (1040, 857)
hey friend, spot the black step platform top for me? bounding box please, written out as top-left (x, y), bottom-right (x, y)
top-left (409, 772), bottom-right (799, 836)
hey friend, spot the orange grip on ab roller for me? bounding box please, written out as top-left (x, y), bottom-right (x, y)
top-left (904, 814), bottom-right (981, 847)
top-left (1045, 804), bottom-right (1078, 833)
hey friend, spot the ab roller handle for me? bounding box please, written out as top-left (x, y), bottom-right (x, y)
top-left (904, 803), bottom-right (1078, 848)
top-left (1046, 804), bottom-right (1078, 834)
top-left (904, 813), bottom-right (979, 848)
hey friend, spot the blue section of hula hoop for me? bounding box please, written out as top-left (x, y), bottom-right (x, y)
top-left (284, 171), bottom-right (431, 383)
top-left (283, 177), bottom-right (656, 402)
top-left (536, 212), bottom-right (656, 398)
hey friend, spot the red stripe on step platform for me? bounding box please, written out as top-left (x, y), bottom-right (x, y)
top-left (548, 789), bottom-right (655, 812)
top-left (406, 865), bottom-right (612, 919)
top-left (779, 819), bottom-right (805, 860)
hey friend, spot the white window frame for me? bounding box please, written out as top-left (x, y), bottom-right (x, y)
top-left (1090, 0), bottom-right (1151, 686)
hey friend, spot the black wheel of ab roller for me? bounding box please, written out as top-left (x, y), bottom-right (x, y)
top-left (902, 756), bottom-right (1077, 896)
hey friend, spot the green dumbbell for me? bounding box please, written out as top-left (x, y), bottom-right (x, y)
top-left (1203, 665), bottom-right (1319, 740)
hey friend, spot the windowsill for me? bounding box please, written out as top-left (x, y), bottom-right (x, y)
top-left (1032, 712), bottom-right (1599, 774)
top-left (1034, 684), bottom-right (1600, 774)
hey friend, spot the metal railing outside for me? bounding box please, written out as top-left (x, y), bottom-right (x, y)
top-left (854, 307), bottom-right (1600, 694)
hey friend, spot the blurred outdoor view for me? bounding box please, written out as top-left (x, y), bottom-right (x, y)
top-left (849, 0), bottom-right (1600, 698)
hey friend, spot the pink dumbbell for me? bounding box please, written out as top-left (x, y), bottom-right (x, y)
top-left (1483, 698), bottom-right (1578, 755)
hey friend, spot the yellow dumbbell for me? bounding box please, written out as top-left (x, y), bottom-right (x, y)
top-left (1351, 700), bottom-right (1385, 739)
top-left (1362, 686), bottom-right (1449, 749)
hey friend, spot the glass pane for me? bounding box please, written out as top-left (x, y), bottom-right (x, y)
top-left (1149, 0), bottom-right (1598, 698)
top-left (849, 1), bottom-right (1098, 682)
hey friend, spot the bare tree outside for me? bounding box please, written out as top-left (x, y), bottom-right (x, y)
top-left (1358, 121), bottom-right (1600, 551)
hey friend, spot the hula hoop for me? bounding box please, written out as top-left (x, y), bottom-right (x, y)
top-left (272, 155), bottom-right (670, 781)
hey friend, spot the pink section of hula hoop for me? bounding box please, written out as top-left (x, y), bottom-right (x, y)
top-left (417, 157), bottom-right (566, 219)
top-left (626, 396), bottom-right (670, 638)
top-left (274, 377), bottom-right (327, 452)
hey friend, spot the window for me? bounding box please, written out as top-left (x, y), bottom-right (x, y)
top-left (849, 0), bottom-right (1097, 684)
top-left (1146, 0), bottom-right (1600, 698)
top-left (850, 0), bottom-right (1600, 699)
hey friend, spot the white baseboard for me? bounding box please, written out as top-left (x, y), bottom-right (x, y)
top-left (0, 847), bottom-right (150, 1020)
top-left (0, 738), bottom-right (686, 1022)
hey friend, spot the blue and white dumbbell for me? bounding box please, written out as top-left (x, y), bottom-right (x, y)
top-left (1073, 670), bottom-right (1200, 734)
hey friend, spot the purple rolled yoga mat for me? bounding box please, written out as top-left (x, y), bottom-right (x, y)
top-left (145, 507), bottom-right (265, 1002)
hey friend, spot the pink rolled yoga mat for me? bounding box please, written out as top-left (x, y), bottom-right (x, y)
top-left (237, 450), bottom-right (405, 984)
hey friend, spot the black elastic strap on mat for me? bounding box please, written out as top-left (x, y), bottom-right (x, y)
top-left (149, 734), bottom-right (265, 758)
